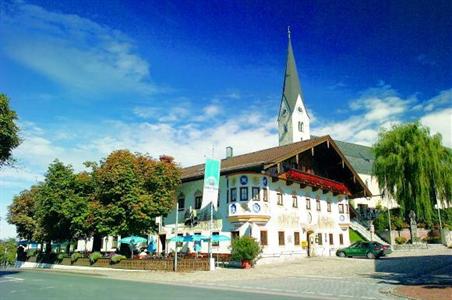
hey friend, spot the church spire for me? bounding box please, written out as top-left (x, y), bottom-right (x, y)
top-left (278, 28), bottom-right (311, 145)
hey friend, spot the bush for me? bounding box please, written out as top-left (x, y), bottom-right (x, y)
top-left (57, 253), bottom-right (66, 262)
top-left (231, 236), bottom-right (261, 263)
top-left (89, 251), bottom-right (102, 264)
top-left (395, 236), bottom-right (407, 244)
top-left (26, 249), bottom-right (38, 258)
top-left (110, 255), bottom-right (126, 264)
top-left (71, 252), bottom-right (83, 263)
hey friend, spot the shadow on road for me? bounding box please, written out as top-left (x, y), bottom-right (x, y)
top-left (370, 254), bottom-right (452, 287)
top-left (0, 270), bottom-right (21, 277)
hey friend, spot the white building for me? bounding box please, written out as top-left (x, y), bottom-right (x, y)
top-left (158, 33), bottom-right (371, 262)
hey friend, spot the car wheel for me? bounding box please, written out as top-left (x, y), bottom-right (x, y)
top-left (337, 252), bottom-right (345, 257)
top-left (366, 252), bottom-right (375, 259)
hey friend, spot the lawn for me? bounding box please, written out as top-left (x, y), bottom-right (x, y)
top-left (349, 228), bottom-right (366, 243)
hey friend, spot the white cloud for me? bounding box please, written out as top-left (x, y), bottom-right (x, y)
top-left (423, 89), bottom-right (452, 112)
top-left (0, 1), bottom-right (156, 96)
top-left (421, 108), bottom-right (452, 148)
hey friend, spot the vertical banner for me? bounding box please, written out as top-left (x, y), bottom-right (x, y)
top-left (202, 159), bottom-right (221, 209)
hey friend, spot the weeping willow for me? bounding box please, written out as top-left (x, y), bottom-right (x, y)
top-left (373, 122), bottom-right (452, 224)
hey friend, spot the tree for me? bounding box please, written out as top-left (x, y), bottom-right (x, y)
top-left (0, 238), bottom-right (16, 266)
top-left (91, 150), bottom-right (181, 237)
top-left (35, 160), bottom-right (88, 246)
top-left (373, 122), bottom-right (452, 225)
top-left (7, 185), bottom-right (41, 241)
top-left (0, 94), bottom-right (20, 166)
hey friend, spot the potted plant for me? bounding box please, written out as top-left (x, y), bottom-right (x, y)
top-left (231, 236), bottom-right (261, 269)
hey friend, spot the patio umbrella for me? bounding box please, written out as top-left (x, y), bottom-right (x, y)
top-left (186, 234), bottom-right (209, 242)
top-left (119, 236), bottom-right (148, 259)
top-left (168, 235), bottom-right (185, 242)
top-left (204, 235), bottom-right (231, 242)
top-left (147, 237), bottom-right (156, 254)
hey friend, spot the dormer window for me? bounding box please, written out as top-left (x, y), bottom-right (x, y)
top-left (284, 124), bottom-right (288, 133)
top-left (298, 106), bottom-right (303, 112)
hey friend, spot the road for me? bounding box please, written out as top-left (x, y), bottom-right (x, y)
top-left (0, 270), bottom-right (313, 300)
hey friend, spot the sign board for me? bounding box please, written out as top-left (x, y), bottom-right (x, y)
top-left (202, 159), bottom-right (221, 209)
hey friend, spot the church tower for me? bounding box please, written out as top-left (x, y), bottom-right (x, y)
top-left (278, 28), bottom-right (310, 145)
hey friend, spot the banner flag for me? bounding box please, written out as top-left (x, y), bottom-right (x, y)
top-left (202, 159), bottom-right (221, 209)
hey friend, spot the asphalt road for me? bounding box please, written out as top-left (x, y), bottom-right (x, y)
top-left (0, 270), bottom-right (313, 300)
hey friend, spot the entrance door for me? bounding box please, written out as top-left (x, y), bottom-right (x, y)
top-left (307, 231), bottom-right (314, 257)
top-left (159, 234), bottom-right (166, 254)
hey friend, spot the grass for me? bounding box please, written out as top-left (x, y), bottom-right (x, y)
top-left (349, 228), bottom-right (366, 243)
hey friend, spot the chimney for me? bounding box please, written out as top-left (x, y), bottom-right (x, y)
top-left (226, 146), bottom-right (233, 159)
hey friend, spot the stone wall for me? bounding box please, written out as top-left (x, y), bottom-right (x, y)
top-left (22, 256), bottom-right (209, 272)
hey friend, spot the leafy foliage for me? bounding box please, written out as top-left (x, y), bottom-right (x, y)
top-left (373, 122), bottom-right (452, 224)
top-left (0, 94), bottom-right (20, 167)
top-left (7, 186), bottom-right (40, 240)
top-left (89, 251), bottom-right (102, 264)
top-left (71, 252), bottom-right (83, 263)
top-left (90, 150), bottom-right (181, 236)
top-left (111, 254), bottom-right (127, 264)
top-left (0, 239), bottom-right (16, 265)
top-left (231, 236), bottom-right (261, 262)
top-left (395, 236), bottom-right (407, 244)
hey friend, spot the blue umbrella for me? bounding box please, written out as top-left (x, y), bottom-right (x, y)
top-left (205, 235), bottom-right (231, 242)
top-left (147, 237), bottom-right (156, 253)
top-left (119, 235), bottom-right (147, 245)
top-left (186, 234), bottom-right (209, 242)
top-left (168, 235), bottom-right (185, 242)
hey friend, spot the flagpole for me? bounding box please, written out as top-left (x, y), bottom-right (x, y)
top-left (174, 202), bottom-right (178, 272)
top-left (209, 145), bottom-right (214, 271)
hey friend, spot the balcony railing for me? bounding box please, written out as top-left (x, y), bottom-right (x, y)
top-left (227, 201), bottom-right (271, 223)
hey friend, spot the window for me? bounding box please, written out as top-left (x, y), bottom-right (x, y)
top-left (294, 232), bottom-right (300, 246)
top-left (230, 188), bottom-right (237, 202)
top-left (195, 195), bottom-right (202, 209)
top-left (298, 121), bottom-right (304, 132)
top-left (176, 233), bottom-right (183, 247)
top-left (338, 203), bottom-right (344, 213)
top-left (231, 231), bottom-right (240, 241)
top-left (278, 231), bottom-right (285, 246)
top-left (178, 195), bottom-right (185, 211)
top-left (316, 199), bottom-right (321, 211)
top-left (339, 234), bottom-right (344, 245)
top-left (240, 187), bottom-right (248, 201)
top-left (329, 233), bottom-right (334, 245)
top-left (252, 187), bottom-right (260, 201)
top-left (226, 189), bottom-right (229, 203)
top-left (212, 232), bottom-right (219, 247)
top-left (260, 231), bottom-right (268, 246)
top-left (292, 195), bottom-right (298, 208)
top-left (327, 202), bottom-right (332, 212)
top-left (217, 190), bottom-right (220, 208)
top-left (263, 188), bottom-right (268, 202)
top-left (111, 236), bottom-right (118, 249)
top-left (277, 192), bottom-right (283, 206)
top-left (317, 233), bottom-right (323, 245)
top-left (346, 204), bottom-right (349, 214)
top-left (306, 198), bottom-right (311, 210)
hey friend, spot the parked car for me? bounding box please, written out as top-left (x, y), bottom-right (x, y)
top-left (336, 241), bottom-right (392, 259)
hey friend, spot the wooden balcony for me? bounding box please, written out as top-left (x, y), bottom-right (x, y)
top-left (227, 201), bottom-right (271, 223)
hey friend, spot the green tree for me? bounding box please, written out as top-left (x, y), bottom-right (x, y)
top-left (7, 185), bottom-right (41, 240)
top-left (373, 122), bottom-right (452, 224)
top-left (91, 150), bottom-right (181, 237)
top-left (35, 160), bottom-right (90, 247)
top-left (0, 94), bottom-right (20, 166)
top-left (0, 238), bottom-right (17, 265)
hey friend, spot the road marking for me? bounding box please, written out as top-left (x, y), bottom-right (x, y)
top-left (361, 297), bottom-right (377, 300)
top-left (0, 277), bottom-right (24, 284)
top-left (338, 295), bottom-right (354, 298)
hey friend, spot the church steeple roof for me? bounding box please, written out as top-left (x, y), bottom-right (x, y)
top-left (278, 27), bottom-right (306, 118)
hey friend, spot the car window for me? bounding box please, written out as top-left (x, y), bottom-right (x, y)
top-left (350, 242), bottom-right (361, 248)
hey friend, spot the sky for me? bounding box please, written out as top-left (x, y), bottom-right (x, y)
top-left (0, 0), bottom-right (451, 238)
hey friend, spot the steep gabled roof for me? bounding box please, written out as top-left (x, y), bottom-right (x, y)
top-left (335, 140), bottom-right (374, 175)
top-left (182, 136), bottom-right (326, 181)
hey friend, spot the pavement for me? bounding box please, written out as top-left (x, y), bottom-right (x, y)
top-left (2, 246), bottom-right (451, 300)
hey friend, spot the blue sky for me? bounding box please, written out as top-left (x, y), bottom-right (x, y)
top-left (0, 0), bottom-right (451, 238)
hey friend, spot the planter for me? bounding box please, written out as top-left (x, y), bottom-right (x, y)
top-left (241, 259), bottom-right (252, 269)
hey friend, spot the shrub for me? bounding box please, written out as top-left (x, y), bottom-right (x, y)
top-left (26, 249), bottom-right (38, 258)
top-left (110, 255), bottom-right (127, 264)
top-left (71, 252), bottom-right (83, 263)
top-left (89, 251), bottom-right (102, 264)
top-left (57, 253), bottom-right (66, 262)
top-left (395, 236), bottom-right (407, 244)
top-left (231, 236), bottom-right (261, 263)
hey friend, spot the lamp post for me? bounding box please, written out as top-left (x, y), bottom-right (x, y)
top-left (174, 202), bottom-right (179, 272)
